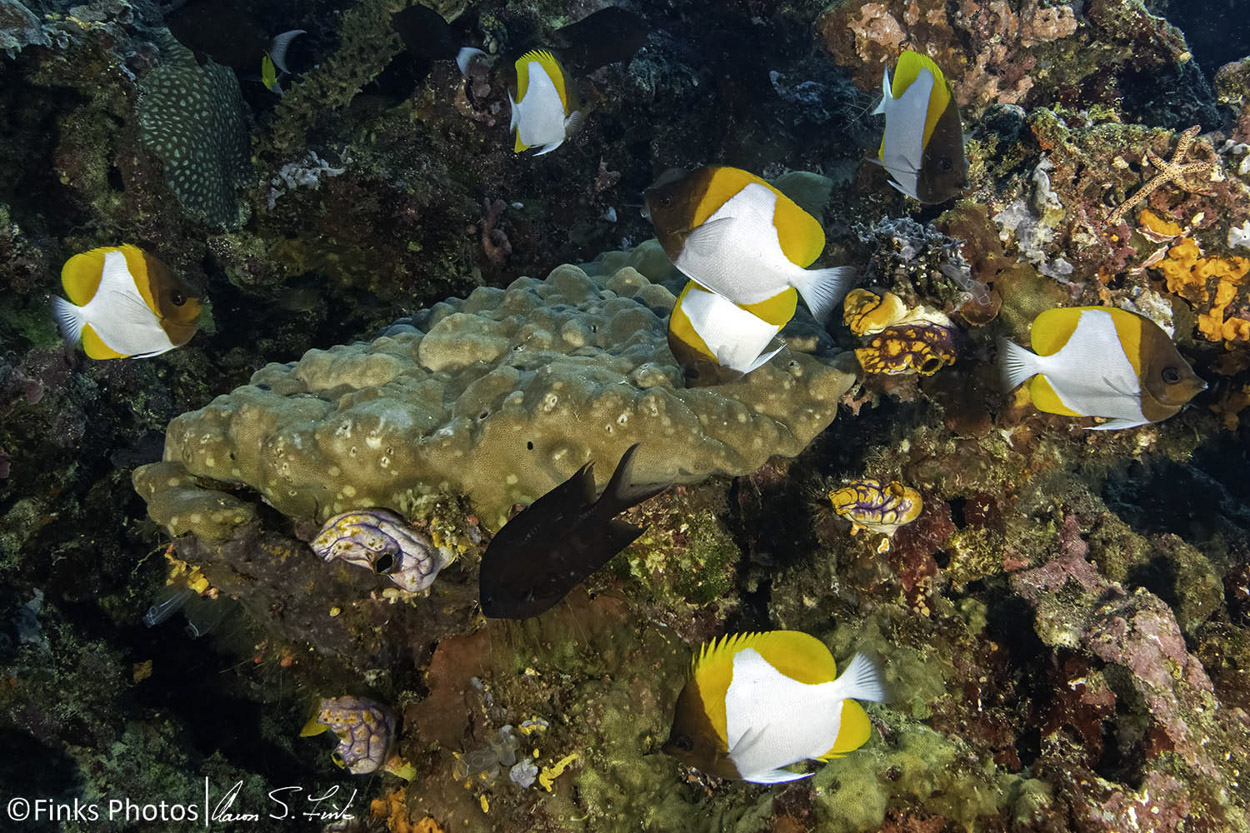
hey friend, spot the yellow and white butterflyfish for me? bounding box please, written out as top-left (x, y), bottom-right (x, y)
top-left (873, 50), bottom-right (966, 204)
top-left (998, 306), bottom-right (1206, 430)
top-left (509, 49), bottom-right (582, 156)
top-left (663, 631), bottom-right (885, 784)
top-left (644, 165), bottom-right (856, 322)
top-left (667, 281), bottom-right (796, 387)
top-left (53, 245), bottom-right (203, 360)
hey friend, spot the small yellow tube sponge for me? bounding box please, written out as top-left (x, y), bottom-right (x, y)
top-left (137, 265), bottom-right (857, 535)
top-left (843, 288), bottom-right (909, 336)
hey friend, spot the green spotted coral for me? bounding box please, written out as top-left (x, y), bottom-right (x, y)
top-left (136, 35), bottom-right (250, 226)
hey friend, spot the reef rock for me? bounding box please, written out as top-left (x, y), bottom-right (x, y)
top-left (136, 264), bottom-right (857, 534)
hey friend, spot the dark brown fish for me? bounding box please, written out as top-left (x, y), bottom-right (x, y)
top-left (479, 444), bottom-right (670, 619)
top-left (551, 7), bottom-right (648, 76)
top-left (165, 0), bottom-right (270, 70)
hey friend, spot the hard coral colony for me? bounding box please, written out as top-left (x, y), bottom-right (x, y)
top-left (1, 1), bottom-right (1248, 833)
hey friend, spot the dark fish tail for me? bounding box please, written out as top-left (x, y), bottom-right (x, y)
top-left (594, 443), bottom-right (671, 518)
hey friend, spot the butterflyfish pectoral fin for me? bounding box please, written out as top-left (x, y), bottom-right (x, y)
top-left (682, 217), bottom-right (735, 260)
top-left (743, 767), bottom-right (812, 785)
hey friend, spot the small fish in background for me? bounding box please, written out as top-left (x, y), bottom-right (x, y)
top-left (999, 306), bottom-right (1206, 430)
top-left (664, 631), bottom-right (886, 784)
top-left (548, 6), bottom-right (648, 77)
top-left (509, 49), bottom-right (584, 155)
top-left (644, 165), bottom-right (856, 322)
top-left (390, 4), bottom-right (487, 79)
top-left (53, 245), bottom-right (203, 359)
top-left (507, 8), bottom-right (647, 155)
top-left (163, 0), bottom-right (305, 90)
top-left (873, 50), bottom-right (967, 204)
top-left (667, 281), bottom-right (795, 386)
top-left (479, 443), bottom-right (670, 619)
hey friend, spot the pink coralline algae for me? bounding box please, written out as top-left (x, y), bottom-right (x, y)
top-left (818, 0), bottom-right (1080, 113)
top-left (1011, 516), bottom-right (1221, 780)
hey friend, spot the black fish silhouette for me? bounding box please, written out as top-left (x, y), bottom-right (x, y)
top-left (479, 444), bottom-right (670, 619)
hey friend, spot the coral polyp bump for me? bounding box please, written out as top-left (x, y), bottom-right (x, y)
top-left (312, 509), bottom-right (451, 593)
top-left (829, 479), bottom-right (924, 545)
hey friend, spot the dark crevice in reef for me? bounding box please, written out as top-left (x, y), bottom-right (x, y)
top-left (1162, 0), bottom-right (1250, 81)
top-left (1102, 432), bottom-right (1250, 556)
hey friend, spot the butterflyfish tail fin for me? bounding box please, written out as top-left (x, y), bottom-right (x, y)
top-left (832, 652), bottom-right (887, 703)
top-left (998, 337), bottom-right (1040, 393)
top-left (268, 29), bottom-right (306, 75)
top-left (595, 443), bottom-right (670, 517)
top-left (873, 67), bottom-right (892, 116)
top-left (53, 296), bottom-right (85, 347)
top-left (792, 265), bottom-right (857, 323)
top-left (456, 46), bottom-right (487, 78)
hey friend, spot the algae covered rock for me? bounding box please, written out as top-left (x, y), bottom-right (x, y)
top-left (136, 264), bottom-right (857, 535)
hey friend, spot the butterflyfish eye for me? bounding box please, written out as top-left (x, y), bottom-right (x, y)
top-left (1162, 366), bottom-right (1182, 384)
top-left (374, 552), bottom-right (394, 574)
top-left (938, 157), bottom-right (953, 172)
top-left (658, 194), bottom-right (672, 207)
top-left (671, 735), bottom-right (693, 751)
top-left (171, 291), bottom-right (186, 306)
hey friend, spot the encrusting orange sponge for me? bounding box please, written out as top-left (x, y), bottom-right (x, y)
top-left (1155, 237), bottom-right (1250, 344)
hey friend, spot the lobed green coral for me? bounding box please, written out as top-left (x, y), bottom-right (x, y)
top-left (136, 263), bottom-right (857, 534)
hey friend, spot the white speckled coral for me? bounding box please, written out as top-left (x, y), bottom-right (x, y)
top-left (142, 264), bottom-right (856, 535)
